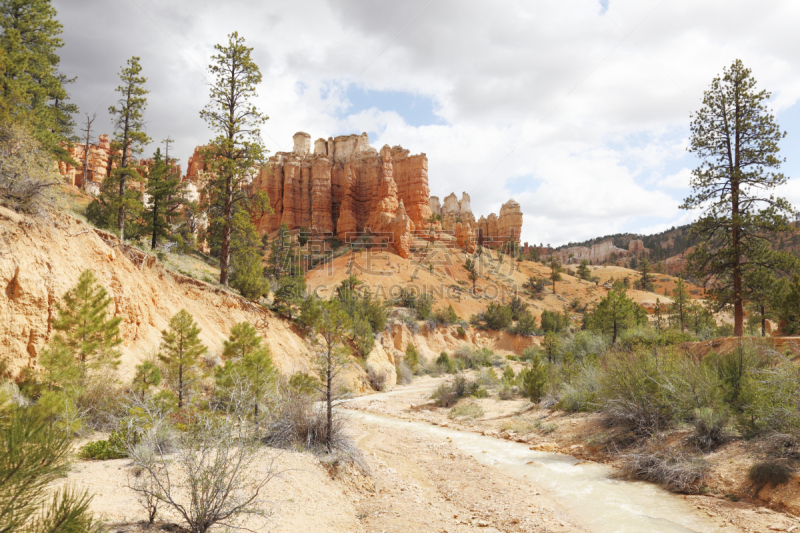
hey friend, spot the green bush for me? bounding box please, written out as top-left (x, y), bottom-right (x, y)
top-left (453, 345), bottom-right (493, 369)
top-left (436, 351), bottom-right (456, 373)
top-left (456, 326), bottom-right (466, 337)
top-left (430, 375), bottom-right (483, 407)
top-left (519, 354), bottom-right (548, 402)
top-left (432, 305), bottom-right (459, 325)
top-left (79, 430), bottom-right (127, 460)
top-left (405, 343), bottom-right (420, 373)
top-left (482, 303), bottom-right (513, 331)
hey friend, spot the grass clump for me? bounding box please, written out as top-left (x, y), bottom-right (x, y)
top-left (448, 401), bottom-right (484, 420)
top-left (620, 446), bottom-right (709, 493)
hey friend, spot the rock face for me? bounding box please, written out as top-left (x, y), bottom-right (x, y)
top-left (456, 221), bottom-right (475, 253)
top-left (58, 134), bottom-right (114, 194)
top-left (432, 192), bottom-right (522, 249)
top-left (250, 132), bottom-right (432, 243)
top-left (392, 200), bottom-right (415, 259)
top-left (554, 240), bottom-right (628, 264)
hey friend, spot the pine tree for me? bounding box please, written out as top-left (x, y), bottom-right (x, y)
top-left (671, 277), bottom-right (690, 331)
top-left (743, 267), bottom-right (777, 337)
top-left (216, 322), bottom-right (274, 425)
top-left (132, 360), bottom-right (161, 400)
top-left (0, 0), bottom-right (77, 159)
top-left (549, 259), bottom-right (563, 294)
top-left (681, 59), bottom-right (795, 336)
top-left (106, 56), bottom-right (149, 241)
top-left (589, 282), bottom-right (639, 344)
top-left (200, 32), bottom-right (268, 286)
top-left (144, 147), bottom-right (184, 250)
top-left (158, 309), bottom-right (206, 408)
top-left (229, 210), bottom-right (269, 301)
top-left (520, 354), bottom-right (548, 402)
top-left (464, 256), bottom-right (478, 292)
top-left (576, 259), bottom-right (591, 281)
top-left (51, 269), bottom-right (122, 369)
top-left (37, 341), bottom-right (79, 392)
top-left (0, 407), bottom-right (102, 532)
top-left (637, 257), bottom-right (654, 292)
top-left (308, 300), bottom-right (352, 451)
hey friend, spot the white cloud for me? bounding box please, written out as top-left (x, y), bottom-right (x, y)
top-left (53, 0), bottom-right (800, 245)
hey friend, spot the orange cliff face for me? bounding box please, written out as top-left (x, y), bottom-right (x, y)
top-left (248, 132), bottom-right (433, 239)
top-left (58, 134), bottom-right (115, 193)
top-left (430, 192), bottom-right (522, 249)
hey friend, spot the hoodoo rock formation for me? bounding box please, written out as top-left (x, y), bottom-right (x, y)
top-left (554, 238), bottom-right (649, 264)
top-left (431, 192), bottom-right (522, 249)
top-left (250, 132), bottom-right (432, 243)
top-left (55, 130), bottom-right (525, 257)
top-left (58, 134), bottom-right (114, 194)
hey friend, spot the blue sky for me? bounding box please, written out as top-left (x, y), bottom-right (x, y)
top-left (53, 0), bottom-right (800, 246)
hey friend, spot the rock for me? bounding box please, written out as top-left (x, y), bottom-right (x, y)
top-left (529, 442), bottom-right (559, 452)
top-left (392, 201), bottom-right (415, 259)
top-left (250, 132), bottom-right (432, 245)
top-left (58, 133), bottom-right (117, 193)
top-left (456, 222), bottom-right (475, 253)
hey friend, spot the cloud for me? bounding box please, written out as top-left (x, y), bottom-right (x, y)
top-left (52, 0), bottom-right (800, 246)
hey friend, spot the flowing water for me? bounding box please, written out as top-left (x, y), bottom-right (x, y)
top-left (350, 411), bottom-right (737, 533)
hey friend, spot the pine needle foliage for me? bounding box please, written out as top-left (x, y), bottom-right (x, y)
top-left (158, 310), bottom-right (207, 409)
top-left (0, 407), bottom-right (102, 532)
top-left (51, 269), bottom-right (122, 369)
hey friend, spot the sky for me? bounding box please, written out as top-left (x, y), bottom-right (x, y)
top-left (52, 0), bottom-right (800, 247)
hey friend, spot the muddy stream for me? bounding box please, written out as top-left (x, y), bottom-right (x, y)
top-left (348, 408), bottom-right (735, 533)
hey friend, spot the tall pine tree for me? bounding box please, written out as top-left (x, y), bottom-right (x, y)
top-left (106, 56), bottom-right (149, 241)
top-left (199, 32), bottom-right (267, 286)
top-left (143, 147), bottom-right (185, 250)
top-left (682, 60), bottom-right (795, 336)
top-left (0, 0), bottom-right (77, 159)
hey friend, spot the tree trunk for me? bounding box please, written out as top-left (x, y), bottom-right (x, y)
top-left (761, 305), bottom-right (766, 337)
top-left (219, 179), bottom-right (233, 286)
top-left (326, 350), bottom-right (333, 453)
top-left (178, 364), bottom-right (183, 408)
top-left (151, 196), bottom-right (158, 250)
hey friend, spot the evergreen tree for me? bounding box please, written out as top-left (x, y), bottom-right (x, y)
top-left (519, 354), bottom-right (548, 402)
top-left (772, 274), bottom-right (800, 335)
top-left (51, 269), bottom-right (122, 369)
top-left (681, 59), bottom-right (795, 336)
top-left (307, 300), bottom-right (352, 451)
top-left (0, 407), bottom-right (102, 532)
top-left (144, 147), bottom-right (184, 250)
top-left (743, 267), bottom-right (777, 337)
top-left (228, 210), bottom-right (270, 301)
top-left (106, 56), bottom-right (149, 241)
top-left (549, 259), bottom-right (563, 294)
top-left (215, 322), bottom-right (274, 424)
top-left (200, 32), bottom-right (268, 287)
top-left (37, 341), bottom-right (79, 392)
top-left (132, 360), bottom-right (161, 401)
top-left (158, 309), bottom-right (206, 409)
top-left (464, 256), bottom-right (479, 292)
top-left (637, 257), bottom-right (654, 292)
top-left (670, 277), bottom-right (690, 331)
top-left (588, 282), bottom-right (639, 344)
top-left (0, 0), bottom-right (77, 159)
top-left (576, 259), bottom-right (591, 281)
top-left (542, 331), bottom-right (559, 363)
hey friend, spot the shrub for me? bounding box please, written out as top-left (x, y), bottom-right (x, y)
top-left (691, 408), bottom-right (728, 450)
top-left (405, 343), bottom-right (420, 373)
top-left (448, 402), bottom-right (484, 420)
top-left (79, 430), bottom-right (128, 460)
top-left (456, 326), bottom-right (466, 337)
top-left (748, 462), bottom-right (793, 490)
top-left (620, 447), bottom-right (708, 493)
top-left (0, 123), bottom-right (61, 214)
top-left (430, 376), bottom-right (482, 407)
top-left (432, 304), bottom-right (459, 325)
top-left (519, 354), bottom-right (548, 402)
top-left (559, 363), bottom-right (601, 412)
top-left (453, 345), bottom-right (493, 369)
top-left (367, 366), bottom-right (390, 392)
top-left (436, 351), bottom-right (456, 373)
top-left (395, 361), bottom-right (413, 385)
top-left (483, 303), bottom-right (513, 330)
